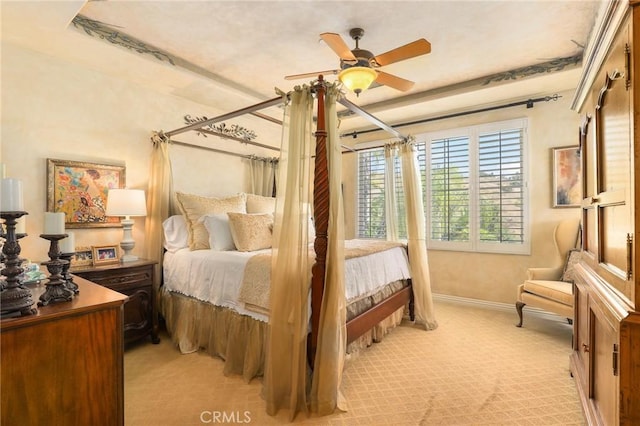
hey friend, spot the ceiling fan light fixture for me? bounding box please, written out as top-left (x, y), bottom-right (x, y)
top-left (339, 66), bottom-right (377, 96)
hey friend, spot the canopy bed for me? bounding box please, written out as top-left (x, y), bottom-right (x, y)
top-left (145, 76), bottom-right (437, 419)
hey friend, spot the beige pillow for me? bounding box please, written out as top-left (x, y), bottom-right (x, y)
top-left (227, 212), bottom-right (273, 252)
top-left (175, 192), bottom-right (246, 250)
top-left (246, 193), bottom-right (276, 214)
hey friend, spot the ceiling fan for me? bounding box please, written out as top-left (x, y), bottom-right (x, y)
top-left (285, 28), bottom-right (431, 95)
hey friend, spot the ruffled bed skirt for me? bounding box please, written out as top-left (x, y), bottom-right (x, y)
top-left (161, 288), bottom-right (267, 382)
top-left (160, 281), bottom-right (407, 382)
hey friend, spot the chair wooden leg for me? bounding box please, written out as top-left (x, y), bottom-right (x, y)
top-left (515, 301), bottom-right (525, 327)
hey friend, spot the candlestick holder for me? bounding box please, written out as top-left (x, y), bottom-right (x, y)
top-left (38, 234), bottom-right (74, 306)
top-left (1, 211), bottom-right (37, 318)
top-left (59, 251), bottom-right (79, 294)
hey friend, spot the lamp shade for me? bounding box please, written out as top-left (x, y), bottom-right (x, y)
top-left (106, 189), bottom-right (147, 217)
top-left (339, 66), bottom-right (378, 95)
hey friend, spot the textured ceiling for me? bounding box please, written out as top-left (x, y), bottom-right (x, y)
top-left (1, 0), bottom-right (603, 143)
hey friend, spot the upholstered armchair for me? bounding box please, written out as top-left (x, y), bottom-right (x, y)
top-left (516, 218), bottom-right (581, 327)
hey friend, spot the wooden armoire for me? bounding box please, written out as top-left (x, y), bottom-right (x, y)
top-left (570, 1), bottom-right (640, 424)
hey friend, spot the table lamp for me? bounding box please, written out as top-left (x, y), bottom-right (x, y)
top-left (106, 188), bottom-right (147, 262)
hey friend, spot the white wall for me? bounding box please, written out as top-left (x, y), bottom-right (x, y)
top-left (2, 41), bottom-right (581, 306)
top-left (1, 42), bottom-right (260, 262)
top-left (341, 89), bottom-right (581, 305)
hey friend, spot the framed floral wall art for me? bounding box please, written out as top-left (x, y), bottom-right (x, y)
top-left (47, 159), bottom-right (125, 228)
top-left (552, 146), bottom-right (581, 208)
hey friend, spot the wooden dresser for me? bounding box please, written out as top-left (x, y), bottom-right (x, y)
top-left (71, 259), bottom-right (159, 345)
top-left (570, 2), bottom-right (640, 424)
top-left (1, 277), bottom-right (127, 425)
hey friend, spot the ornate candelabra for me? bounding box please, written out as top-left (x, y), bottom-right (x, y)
top-left (0, 212), bottom-right (36, 318)
top-left (38, 234), bottom-right (74, 306)
top-left (59, 251), bottom-right (79, 294)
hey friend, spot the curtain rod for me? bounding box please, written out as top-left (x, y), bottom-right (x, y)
top-left (163, 79), bottom-right (408, 150)
top-left (341, 94), bottom-right (561, 140)
top-left (194, 128), bottom-right (280, 152)
top-left (165, 96), bottom-right (283, 137)
top-left (338, 97), bottom-right (407, 141)
top-left (170, 139), bottom-right (278, 160)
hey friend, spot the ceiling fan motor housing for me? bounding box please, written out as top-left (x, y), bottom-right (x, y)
top-left (340, 48), bottom-right (377, 71)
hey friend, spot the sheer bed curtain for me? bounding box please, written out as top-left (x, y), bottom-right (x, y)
top-left (264, 83), bottom-right (346, 420)
top-left (310, 83), bottom-right (346, 415)
top-left (384, 144), bottom-right (399, 241)
top-left (249, 156), bottom-right (277, 196)
top-left (145, 131), bottom-right (173, 294)
top-left (385, 140), bottom-right (437, 330)
top-left (264, 86), bottom-right (314, 419)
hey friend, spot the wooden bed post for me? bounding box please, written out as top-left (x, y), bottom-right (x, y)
top-left (309, 76), bottom-right (328, 367)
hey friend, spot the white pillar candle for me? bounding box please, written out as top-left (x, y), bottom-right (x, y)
top-left (44, 212), bottom-right (65, 234)
top-left (60, 231), bottom-right (75, 253)
top-left (16, 216), bottom-right (26, 234)
top-left (1, 178), bottom-right (24, 211)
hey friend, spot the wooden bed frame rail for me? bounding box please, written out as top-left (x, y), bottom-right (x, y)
top-left (346, 281), bottom-right (414, 345)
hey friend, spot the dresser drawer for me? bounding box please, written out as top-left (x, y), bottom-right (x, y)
top-left (77, 266), bottom-right (152, 291)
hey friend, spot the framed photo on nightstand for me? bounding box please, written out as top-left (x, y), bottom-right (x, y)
top-left (92, 245), bottom-right (119, 265)
top-left (71, 246), bottom-right (93, 267)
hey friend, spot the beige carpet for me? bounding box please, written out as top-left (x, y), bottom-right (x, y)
top-left (124, 299), bottom-right (585, 425)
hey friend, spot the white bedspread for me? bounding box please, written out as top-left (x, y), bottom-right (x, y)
top-left (163, 240), bottom-right (411, 322)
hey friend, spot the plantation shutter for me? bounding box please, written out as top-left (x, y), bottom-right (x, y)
top-left (477, 129), bottom-right (524, 243)
top-left (429, 136), bottom-right (470, 242)
top-left (358, 150), bottom-right (386, 238)
top-left (358, 148), bottom-right (407, 239)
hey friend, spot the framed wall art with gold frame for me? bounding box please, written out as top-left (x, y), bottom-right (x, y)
top-left (552, 146), bottom-right (581, 208)
top-left (46, 159), bottom-right (125, 228)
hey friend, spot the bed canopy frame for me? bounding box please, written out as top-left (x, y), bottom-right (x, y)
top-left (160, 75), bottom-right (413, 364)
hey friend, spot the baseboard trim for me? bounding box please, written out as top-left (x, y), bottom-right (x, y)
top-left (432, 293), bottom-right (570, 324)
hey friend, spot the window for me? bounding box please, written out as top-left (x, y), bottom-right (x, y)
top-left (357, 149), bottom-right (407, 238)
top-left (357, 119), bottom-right (529, 254)
top-left (358, 149), bottom-right (386, 238)
top-left (429, 136), bottom-right (470, 243)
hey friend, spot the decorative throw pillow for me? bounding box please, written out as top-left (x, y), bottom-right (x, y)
top-left (175, 192), bottom-right (246, 250)
top-left (162, 215), bottom-right (189, 252)
top-left (227, 212), bottom-right (274, 252)
top-left (561, 249), bottom-right (581, 283)
top-left (199, 213), bottom-right (236, 251)
top-left (246, 193), bottom-right (276, 214)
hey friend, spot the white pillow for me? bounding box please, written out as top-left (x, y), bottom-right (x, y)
top-left (199, 213), bottom-right (236, 251)
top-left (162, 215), bottom-right (189, 252)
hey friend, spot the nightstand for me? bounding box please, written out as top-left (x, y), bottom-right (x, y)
top-left (71, 259), bottom-right (159, 345)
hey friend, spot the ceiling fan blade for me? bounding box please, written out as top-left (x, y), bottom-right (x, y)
top-left (320, 33), bottom-right (357, 61)
top-left (373, 38), bottom-right (431, 66)
top-left (285, 69), bottom-right (340, 80)
top-left (375, 70), bottom-right (415, 92)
